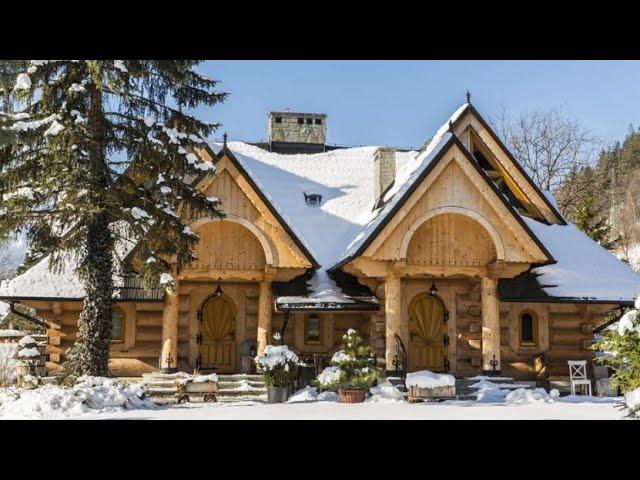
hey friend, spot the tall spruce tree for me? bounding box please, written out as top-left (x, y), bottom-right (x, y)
top-left (575, 194), bottom-right (619, 249)
top-left (0, 60), bottom-right (227, 375)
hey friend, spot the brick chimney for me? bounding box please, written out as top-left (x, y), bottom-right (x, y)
top-left (373, 147), bottom-right (396, 210)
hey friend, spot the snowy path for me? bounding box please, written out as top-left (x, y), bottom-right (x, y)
top-left (78, 399), bottom-right (626, 420)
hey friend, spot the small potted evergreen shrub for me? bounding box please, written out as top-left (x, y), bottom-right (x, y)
top-left (316, 329), bottom-right (379, 403)
top-left (254, 344), bottom-right (299, 403)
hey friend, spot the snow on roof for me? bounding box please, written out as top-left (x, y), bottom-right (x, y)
top-left (212, 142), bottom-right (417, 303)
top-left (209, 104), bottom-right (467, 305)
top-left (3, 101), bottom-right (639, 306)
top-left (0, 228), bottom-right (137, 300)
top-left (523, 216), bottom-right (640, 302)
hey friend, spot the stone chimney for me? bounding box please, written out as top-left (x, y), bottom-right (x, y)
top-left (373, 147), bottom-right (396, 210)
top-left (267, 111), bottom-right (327, 154)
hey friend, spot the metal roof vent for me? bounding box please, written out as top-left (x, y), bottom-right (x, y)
top-left (304, 192), bottom-right (322, 207)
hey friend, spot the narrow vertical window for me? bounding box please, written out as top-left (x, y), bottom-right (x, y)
top-left (520, 311), bottom-right (537, 346)
top-left (111, 308), bottom-right (125, 343)
top-left (305, 315), bottom-right (321, 344)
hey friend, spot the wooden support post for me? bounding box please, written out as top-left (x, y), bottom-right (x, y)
top-left (160, 279), bottom-right (179, 373)
top-left (481, 277), bottom-right (501, 374)
top-left (257, 280), bottom-right (273, 355)
top-left (385, 274), bottom-right (402, 372)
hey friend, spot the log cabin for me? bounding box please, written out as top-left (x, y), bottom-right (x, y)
top-left (2, 99), bottom-right (639, 384)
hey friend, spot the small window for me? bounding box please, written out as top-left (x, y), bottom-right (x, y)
top-left (520, 311), bottom-right (537, 346)
top-left (304, 192), bottom-right (322, 206)
top-left (314, 118), bottom-right (322, 125)
top-left (297, 118), bottom-right (304, 124)
top-left (274, 117), bottom-right (282, 123)
top-left (305, 315), bottom-right (321, 344)
top-left (306, 118), bottom-right (312, 125)
top-left (111, 308), bottom-right (125, 343)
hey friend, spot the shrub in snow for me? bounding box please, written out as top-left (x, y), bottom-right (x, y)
top-left (16, 335), bottom-right (41, 378)
top-left (286, 386), bottom-right (341, 403)
top-left (505, 388), bottom-right (560, 404)
top-left (367, 381), bottom-right (405, 403)
top-left (254, 344), bottom-right (299, 387)
top-left (0, 375), bottom-right (155, 419)
top-left (592, 295), bottom-right (640, 393)
top-left (0, 343), bottom-right (19, 387)
top-left (624, 387), bottom-right (640, 418)
top-left (315, 329), bottom-right (379, 391)
top-left (287, 386), bottom-right (319, 403)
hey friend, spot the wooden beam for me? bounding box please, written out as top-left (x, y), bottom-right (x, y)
top-left (486, 261), bottom-right (530, 279)
top-left (257, 279), bottom-right (273, 355)
top-left (481, 277), bottom-right (501, 374)
top-left (384, 275), bottom-right (402, 371)
top-left (179, 269), bottom-right (265, 282)
top-left (160, 280), bottom-right (179, 373)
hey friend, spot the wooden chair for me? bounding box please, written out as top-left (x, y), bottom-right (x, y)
top-left (567, 360), bottom-right (592, 396)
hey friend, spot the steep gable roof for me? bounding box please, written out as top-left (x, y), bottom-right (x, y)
top-left (199, 144), bottom-right (319, 269)
top-left (452, 103), bottom-right (567, 225)
top-left (330, 130), bottom-right (554, 271)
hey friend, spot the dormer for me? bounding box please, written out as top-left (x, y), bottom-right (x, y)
top-left (468, 128), bottom-right (544, 220)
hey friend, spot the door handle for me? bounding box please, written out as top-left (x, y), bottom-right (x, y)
top-left (410, 330), bottom-right (417, 341)
top-left (229, 329), bottom-right (235, 341)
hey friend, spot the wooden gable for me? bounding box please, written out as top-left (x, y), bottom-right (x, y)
top-left (453, 106), bottom-right (564, 225)
top-left (189, 148), bottom-right (314, 272)
top-left (347, 140), bottom-right (551, 278)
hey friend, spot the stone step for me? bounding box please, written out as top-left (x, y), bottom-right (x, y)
top-left (217, 374), bottom-right (263, 382)
top-left (216, 388), bottom-right (267, 397)
top-left (216, 395), bottom-right (266, 403)
top-left (218, 381), bottom-right (264, 390)
top-left (142, 379), bottom-right (179, 387)
top-left (146, 387), bottom-right (179, 396)
top-left (150, 397), bottom-right (180, 406)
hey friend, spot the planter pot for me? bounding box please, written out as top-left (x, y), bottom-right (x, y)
top-left (338, 388), bottom-right (366, 403)
top-left (267, 385), bottom-right (290, 404)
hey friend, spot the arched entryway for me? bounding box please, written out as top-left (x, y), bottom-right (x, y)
top-left (408, 293), bottom-right (447, 372)
top-left (198, 294), bottom-right (237, 373)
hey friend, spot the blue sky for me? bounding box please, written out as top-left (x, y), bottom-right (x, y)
top-left (196, 61), bottom-right (640, 150)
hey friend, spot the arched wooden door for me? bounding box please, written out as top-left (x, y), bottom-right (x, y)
top-left (199, 295), bottom-right (236, 373)
top-left (408, 293), bottom-right (446, 372)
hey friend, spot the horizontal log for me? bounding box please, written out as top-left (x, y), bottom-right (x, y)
top-left (109, 342), bottom-right (189, 359)
top-left (136, 311), bottom-right (162, 326)
top-left (550, 332), bottom-right (590, 345)
top-left (550, 318), bottom-right (586, 330)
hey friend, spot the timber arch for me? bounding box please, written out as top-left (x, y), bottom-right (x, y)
top-left (189, 215), bottom-right (277, 267)
top-left (399, 206), bottom-right (506, 264)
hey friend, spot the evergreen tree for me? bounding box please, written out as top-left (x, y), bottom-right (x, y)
top-left (317, 329), bottom-right (379, 390)
top-left (0, 61), bottom-right (24, 145)
top-left (592, 304), bottom-right (640, 393)
top-left (0, 61), bottom-right (227, 375)
top-left (574, 194), bottom-right (619, 249)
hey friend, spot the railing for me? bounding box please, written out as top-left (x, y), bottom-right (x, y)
top-left (394, 333), bottom-right (408, 387)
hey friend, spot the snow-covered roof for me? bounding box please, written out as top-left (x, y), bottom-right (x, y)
top-left (209, 104), bottom-right (467, 307)
top-left (2, 102), bottom-right (640, 307)
top-left (0, 229), bottom-right (162, 301)
top-left (522, 217), bottom-right (640, 303)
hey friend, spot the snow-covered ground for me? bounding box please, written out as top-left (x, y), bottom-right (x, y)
top-left (74, 397), bottom-right (625, 420)
top-left (0, 380), bottom-right (628, 420)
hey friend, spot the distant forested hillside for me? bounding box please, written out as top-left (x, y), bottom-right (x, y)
top-left (493, 105), bottom-right (640, 270)
top-left (556, 126), bottom-right (640, 269)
